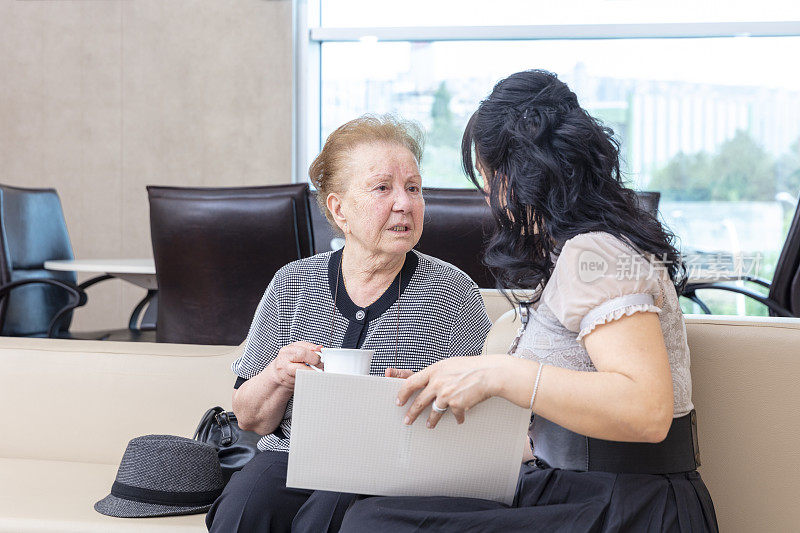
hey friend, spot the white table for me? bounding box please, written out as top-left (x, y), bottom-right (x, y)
top-left (44, 259), bottom-right (156, 290)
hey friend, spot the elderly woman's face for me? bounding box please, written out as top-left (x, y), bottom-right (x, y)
top-left (335, 142), bottom-right (424, 258)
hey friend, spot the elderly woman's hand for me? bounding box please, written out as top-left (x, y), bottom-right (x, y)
top-left (396, 354), bottom-right (513, 429)
top-left (270, 341), bottom-right (324, 390)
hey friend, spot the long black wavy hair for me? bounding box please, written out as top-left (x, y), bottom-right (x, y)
top-left (462, 70), bottom-right (685, 297)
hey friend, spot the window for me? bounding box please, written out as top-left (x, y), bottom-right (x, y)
top-left (296, 1), bottom-right (800, 315)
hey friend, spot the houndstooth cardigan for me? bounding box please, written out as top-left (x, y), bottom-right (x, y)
top-left (231, 247), bottom-right (492, 452)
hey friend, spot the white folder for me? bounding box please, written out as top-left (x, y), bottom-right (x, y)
top-left (286, 370), bottom-right (530, 505)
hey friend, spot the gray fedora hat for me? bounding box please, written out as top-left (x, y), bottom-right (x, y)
top-left (95, 434), bottom-right (225, 518)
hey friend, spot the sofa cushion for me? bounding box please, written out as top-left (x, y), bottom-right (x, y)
top-left (0, 337), bottom-right (241, 465)
top-left (478, 289), bottom-right (535, 325)
top-left (0, 458), bottom-right (206, 532)
top-left (3, 312), bottom-right (800, 533)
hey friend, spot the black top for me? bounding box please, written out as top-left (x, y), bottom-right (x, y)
top-left (234, 248), bottom-right (418, 390)
top-left (230, 249), bottom-right (491, 452)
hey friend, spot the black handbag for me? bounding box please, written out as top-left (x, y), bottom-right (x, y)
top-left (193, 406), bottom-right (261, 483)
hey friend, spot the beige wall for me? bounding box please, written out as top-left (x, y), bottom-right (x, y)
top-left (0, 0), bottom-right (294, 330)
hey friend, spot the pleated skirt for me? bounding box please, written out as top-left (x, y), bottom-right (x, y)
top-left (340, 464), bottom-right (718, 532)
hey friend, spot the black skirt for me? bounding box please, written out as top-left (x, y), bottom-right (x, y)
top-left (339, 464), bottom-right (718, 532)
top-left (205, 450), bottom-right (358, 533)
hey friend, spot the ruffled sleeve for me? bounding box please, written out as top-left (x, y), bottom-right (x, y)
top-left (542, 232), bottom-right (665, 342)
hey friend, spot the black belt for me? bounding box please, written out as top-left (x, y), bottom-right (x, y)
top-left (531, 410), bottom-right (701, 475)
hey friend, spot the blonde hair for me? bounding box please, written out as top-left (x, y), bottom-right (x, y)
top-left (309, 114), bottom-right (424, 226)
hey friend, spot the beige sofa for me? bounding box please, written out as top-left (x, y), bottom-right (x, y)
top-left (1, 294), bottom-right (799, 532)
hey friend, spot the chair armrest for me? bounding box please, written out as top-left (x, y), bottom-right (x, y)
top-left (76, 275), bottom-right (156, 331)
top-left (77, 274), bottom-right (114, 291)
top-left (128, 289), bottom-right (157, 330)
top-left (681, 289), bottom-right (713, 315)
top-left (683, 282), bottom-right (792, 317)
top-left (737, 275), bottom-right (772, 289)
top-left (0, 278), bottom-right (87, 336)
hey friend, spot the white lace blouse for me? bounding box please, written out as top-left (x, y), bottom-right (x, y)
top-left (513, 231), bottom-right (694, 417)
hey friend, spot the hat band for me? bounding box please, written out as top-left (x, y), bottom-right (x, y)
top-left (111, 481), bottom-right (223, 507)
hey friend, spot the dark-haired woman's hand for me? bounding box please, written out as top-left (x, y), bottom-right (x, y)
top-left (396, 354), bottom-right (514, 429)
top-left (385, 368), bottom-right (414, 379)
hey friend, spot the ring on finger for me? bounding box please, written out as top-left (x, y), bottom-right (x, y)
top-left (432, 400), bottom-right (449, 413)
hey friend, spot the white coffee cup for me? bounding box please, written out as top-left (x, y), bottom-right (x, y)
top-left (318, 348), bottom-right (374, 375)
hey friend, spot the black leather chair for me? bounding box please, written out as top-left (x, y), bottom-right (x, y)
top-left (308, 187), bottom-right (659, 287)
top-left (682, 199), bottom-right (800, 317)
top-left (148, 184), bottom-right (315, 345)
top-left (635, 191), bottom-right (661, 216)
top-left (310, 188), bottom-right (494, 286)
top-left (308, 190), bottom-right (341, 253)
top-left (0, 184), bottom-right (153, 339)
top-left (415, 187), bottom-right (495, 288)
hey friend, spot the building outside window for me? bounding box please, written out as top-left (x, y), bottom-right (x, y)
top-left (297, 0), bottom-right (800, 315)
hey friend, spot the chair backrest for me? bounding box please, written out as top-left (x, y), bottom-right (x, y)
top-left (0, 184), bottom-right (77, 336)
top-left (415, 187), bottom-right (495, 288)
top-left (308, 187), bottom-right (655, 289)
top-left (634, 190), bottom-right (661, 216)
top-left (147, 184), bottom-right (314, 345)
top-left (768, 200), bottom-right (800, 315)
top-left (308, 190), bottom-right (341, 253)
top-left (309, 188), bottom-right (495, 289)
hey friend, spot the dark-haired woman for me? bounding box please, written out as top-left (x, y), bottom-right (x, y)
top-left (340, 70), bottom-right (718, 532)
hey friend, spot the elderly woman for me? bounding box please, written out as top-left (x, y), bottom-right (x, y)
top-left (340, 71), bottom-right (718, 532)
top-left (205, 115), bottom-right (492, 532)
